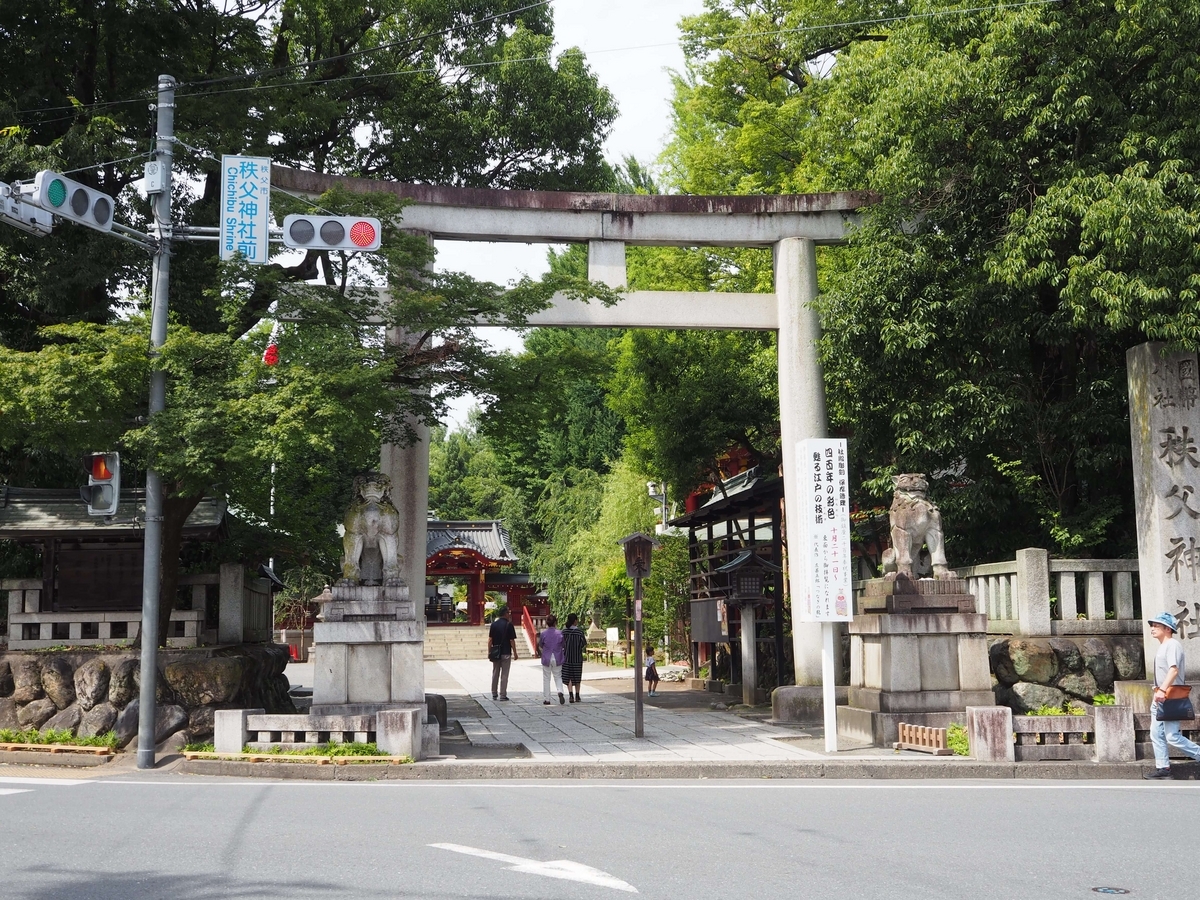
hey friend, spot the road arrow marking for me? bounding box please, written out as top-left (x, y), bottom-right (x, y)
top-left (0, 789), bottom-right (32, 796)
top-left (430, 842), bottom-right (638, 893)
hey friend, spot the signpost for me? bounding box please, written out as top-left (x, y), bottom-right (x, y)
top-left (796, 438), bottom-right (853, 752)
top-left (220, 155), bottom-right (271, 263)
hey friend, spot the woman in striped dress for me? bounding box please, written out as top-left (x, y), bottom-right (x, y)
top-left (561, 613), bottom-right (587, 703)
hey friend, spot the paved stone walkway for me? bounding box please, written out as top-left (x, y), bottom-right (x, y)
top-left (434, 658), bottom-right (829, 762)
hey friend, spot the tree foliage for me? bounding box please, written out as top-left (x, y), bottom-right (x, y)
top-left (664, 0), bottom-right (1200, 560)
top-left (0, 1), bottom-right (618, 640)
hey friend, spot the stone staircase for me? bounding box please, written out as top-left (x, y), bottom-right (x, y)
top-left (423, 625), bottom-right (492, 660)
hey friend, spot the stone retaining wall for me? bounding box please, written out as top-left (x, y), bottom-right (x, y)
top-left (0, 644), bottom-right (293, 748)
top-left (987, 635), bottom-right (1144, 712)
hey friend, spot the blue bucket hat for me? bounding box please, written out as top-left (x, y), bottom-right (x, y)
top-left (1148, 612), bottom-right (1179, 632)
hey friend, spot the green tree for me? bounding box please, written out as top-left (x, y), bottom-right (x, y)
top-left (0, 1), bottom-right (619, 642)
top-left (664, 0), bottom-right (1200, 560)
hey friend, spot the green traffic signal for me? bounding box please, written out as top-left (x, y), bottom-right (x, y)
top-left (46, 177), bottom-right (67, 207)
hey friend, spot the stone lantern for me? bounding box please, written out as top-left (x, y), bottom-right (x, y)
top-left (716, 549), bottom-right (781, 706)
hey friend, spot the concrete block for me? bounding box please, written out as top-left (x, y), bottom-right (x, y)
top-left (390, 642), bottom-right (425, 703)
top-left (850, 613), bottom-right (988, 635)
top-left (848, 688), bottom-right (995, 714)
top-left (377, 707), bottom-right (422, 759)
top-left (849, 634), bottom-right (863, 688)
top-left (860, 636), bottom-right (882, 690)
top-left (425, 693), bottom-right (447, 728)
top-left (835, 705), bottom-right (875, 745)
top-left (1115, 680), bottom-right (1153, 715)
top-left (313, 619), bottom-right (422, 643)
top-left (214, 708), bottom-right (264, 754)
top-left (218, 563), bottom-right (245, 644)
top-left (771, 685), bottom-right (849, 724)
top-left (916, 634), bottom-right (959, 691)
top-left (422, 721), bottom-right (440, 758)
top-left (881, 634), bottom-right (921, 692)
top-left (957, 635), bottom-right (992, 691)
top-left (348, 644), bottom-right (391, 704)
top-left (313, 644), bottom-right (349, 706)
top-left (966, 706), bottom-right (1014, 762)
top-left (1094, 704), bottom-right (1136, 763)
top-left (1014, 548), bottom-right (1052, 636)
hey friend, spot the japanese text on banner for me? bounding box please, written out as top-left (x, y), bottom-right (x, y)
top-left (220, 155), bottom-right (271, 263)
top-left (796, 438), bottom-right (852, 622)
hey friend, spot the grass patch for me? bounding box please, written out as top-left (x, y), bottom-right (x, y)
top-left (241, 741), bottom-right (400, 758)
top-left (183, 741), bottom-right (215, 753)
top-left (946, 723), bottom-right (970, 756)
top-left (1027, 703), bottom-right (1087, 716)
top-left (1093, 693), bottom-right (1116, 706)
top-left (0, 728), bottom-right (118, 749)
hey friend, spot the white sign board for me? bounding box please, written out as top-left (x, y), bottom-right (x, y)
top-left (796, 438), bottom-right (853, 622)
top-left (220, 155), bottom-right (271, 263)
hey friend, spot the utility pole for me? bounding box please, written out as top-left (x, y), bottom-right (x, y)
top-left (136, 74), bottom-right (175, 770)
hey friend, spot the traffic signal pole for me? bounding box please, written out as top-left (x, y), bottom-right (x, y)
top-left (135, 74), bottom-right (175, 770)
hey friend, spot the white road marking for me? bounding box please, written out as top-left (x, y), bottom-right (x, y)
top-left (0, 789), bottom-right (32, 796)
top-left (430, 842), bottom-right (638, 893)
top-left (0, 777), bottom-right (92, 786)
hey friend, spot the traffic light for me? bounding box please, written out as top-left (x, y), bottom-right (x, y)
top-left (281, 214), bottom-right (381, 251)
top-left (80, 452), bottom-right (120, 516)
top-left (0, 182), bottom-right (52, 236)
top-left (31, 171), bottom-right (114, 233)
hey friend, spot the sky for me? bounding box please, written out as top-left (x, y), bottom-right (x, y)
top-left (435, 0), bottom-right (704, 429)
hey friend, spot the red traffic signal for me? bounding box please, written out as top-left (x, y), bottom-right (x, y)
top-left (281, 214), bottom-right (381, 251)
top-left (81, 452), bottom-right (120, 516)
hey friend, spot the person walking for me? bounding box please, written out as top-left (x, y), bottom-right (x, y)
top-left (538, 614), bottom-right (566, 705)
top-left (645, 643), bottom-right (660, 697)
top-left (561, 613), bottom-right (587, 703)
top-left (1144, 611), bottom-right (1200, 779)
top-left (488, 607), bottom-right (518, 701)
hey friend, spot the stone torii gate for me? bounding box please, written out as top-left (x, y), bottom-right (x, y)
top-left (273, 166), bottom-right (872, 687)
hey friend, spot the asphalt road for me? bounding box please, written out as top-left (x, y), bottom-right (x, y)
top-left (0, 774), bottom-right (1191, 899)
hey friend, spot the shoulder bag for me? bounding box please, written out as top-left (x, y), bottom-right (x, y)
top-left (1159, 684), bottom-right (1194, 721)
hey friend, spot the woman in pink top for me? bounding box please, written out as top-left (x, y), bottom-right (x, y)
top-left (538, 614), bottom-right (566, 705)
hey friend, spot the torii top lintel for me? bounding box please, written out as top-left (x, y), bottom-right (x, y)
top-left (271, 166), bottom-right (876, 249)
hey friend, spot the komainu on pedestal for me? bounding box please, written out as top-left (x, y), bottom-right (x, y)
top-left (838, 473), bottom-right (995, 747)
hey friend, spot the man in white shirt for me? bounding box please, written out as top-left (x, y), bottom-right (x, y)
top-left (1144, 612), bottom-right (1200, 779)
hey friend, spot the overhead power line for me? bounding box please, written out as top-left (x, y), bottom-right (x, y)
top-left (5, 0), bottom-right (1063, 124)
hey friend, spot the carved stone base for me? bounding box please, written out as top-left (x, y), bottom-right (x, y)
top-left (860, 576), bottom-right (976, 614)
top-left (312, 581), bottom-right (423, 713)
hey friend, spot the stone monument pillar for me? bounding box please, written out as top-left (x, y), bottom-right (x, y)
top-left (1128, 343), bottom-right (1200, 675)
top-left (311, 473), bottom-right (425, 714)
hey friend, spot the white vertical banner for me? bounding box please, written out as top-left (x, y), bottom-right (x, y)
top-left (797, 438), bottom-right (853, 623)
top-left (220, 155), bottom-right (271, 263)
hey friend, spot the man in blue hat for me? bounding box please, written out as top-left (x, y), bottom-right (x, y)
top-left (1144, 612), bottom-right (1200, 778)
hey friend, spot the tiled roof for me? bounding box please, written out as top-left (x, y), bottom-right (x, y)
top-left (426, 519), bottom-right (517, 564)
top-left (0, 487), bottom-right (226, 540)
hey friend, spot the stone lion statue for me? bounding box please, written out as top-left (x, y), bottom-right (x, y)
top-left (881, 473), bottom-right (955, 580)
top-left (341, 472), bottom-right (402, 584)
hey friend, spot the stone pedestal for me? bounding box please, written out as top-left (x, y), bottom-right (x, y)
top-left (311, 581), bottom-right (425, 714)
top-left (837, 578), bottom-right (993, 746)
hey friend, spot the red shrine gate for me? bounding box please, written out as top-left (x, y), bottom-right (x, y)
top-left (424, 520), bottom-right (547, 627)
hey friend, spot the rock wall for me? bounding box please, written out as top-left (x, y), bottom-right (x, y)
top-left (0, 644), bottom-right (293, 748)
top-left (988, 636), bottom-right (1145, 713)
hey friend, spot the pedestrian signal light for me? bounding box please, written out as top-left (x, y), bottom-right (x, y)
top-left (31, 170), bottom-right (114, 233)
top-left (282, 214), bottom-right (380, 251)
top-left (80, 452), bottom-right (120, 516)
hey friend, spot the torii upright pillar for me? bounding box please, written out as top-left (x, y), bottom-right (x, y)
top-left (775, 237), bottom-right (829, 686)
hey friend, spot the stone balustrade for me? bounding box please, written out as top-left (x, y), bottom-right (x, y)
top-left (854, 549), bottom-right (1140, 638)
top-left (4, 565), bottom-right (273, 649)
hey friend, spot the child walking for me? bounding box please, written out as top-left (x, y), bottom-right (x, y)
top-left (645, 644), bottom-right (660, 697)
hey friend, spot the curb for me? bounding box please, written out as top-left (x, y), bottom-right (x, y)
top-left (175, 758), bottom-right (1158, 781)
top-left (0, 750), bottom-right (111, 768)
